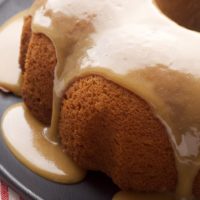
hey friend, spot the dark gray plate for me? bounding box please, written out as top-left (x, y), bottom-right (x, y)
top-left (0, 1), bottom-right (119, 199)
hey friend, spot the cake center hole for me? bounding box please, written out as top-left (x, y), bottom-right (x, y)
top-left (155, 0), bottom-right (200, 32)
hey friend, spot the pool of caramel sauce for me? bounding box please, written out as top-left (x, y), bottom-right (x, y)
top-left (1, 103), bottom-right (85, 183)
top-left (1, 0), bottom-right (200, 199)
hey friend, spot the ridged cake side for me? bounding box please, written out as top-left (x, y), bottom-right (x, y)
top-left (20, 17), bottom-right (56, 125)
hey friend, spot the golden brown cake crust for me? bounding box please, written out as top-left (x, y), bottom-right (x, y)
top-left (20, 15), bottom-right (200, 197)
top-left (59, 75), bottom-right (177, 192)
top-left (19, 16), bottom-right (32, 71)
top-left (22, 32), bottom-right (57, 125)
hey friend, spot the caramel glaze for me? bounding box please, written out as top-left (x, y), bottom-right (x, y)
top-left (1, 103), bottom-right (86, 183)
top-left (1, 0), bottom-right (200, 199)
top-left (0, 10), bottom-right (86, 184)
top-left (0, 11), bottom-right (26, 96)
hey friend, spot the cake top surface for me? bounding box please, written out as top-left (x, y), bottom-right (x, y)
top-left (32, 0), bottom-right (200, 77)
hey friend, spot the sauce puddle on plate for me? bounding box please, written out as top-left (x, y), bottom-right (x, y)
top-left (1, 103), bottom-right (86, 183)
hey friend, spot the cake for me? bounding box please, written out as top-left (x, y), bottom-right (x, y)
top-left (15, 0), bottom-right (200, 199)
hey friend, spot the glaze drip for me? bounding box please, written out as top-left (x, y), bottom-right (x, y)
top-left (0, 12), bottom-right (26, 95)
top-left (0, 8), bottom-right (86, 185)
top-left (1, 103), bottom-right (86, 183)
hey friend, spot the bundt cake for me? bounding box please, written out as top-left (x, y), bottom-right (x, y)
top-left (12, 0), bottom-right (200, 199)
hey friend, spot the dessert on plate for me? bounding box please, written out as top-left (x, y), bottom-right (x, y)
top-left (1, 0), bottom-right (200, 199)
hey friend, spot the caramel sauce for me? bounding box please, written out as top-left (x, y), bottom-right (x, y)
top-left (1, 103), bottom-right (86, 183)
top-left (1, 0), bottom-right (200, 199)
top-left (0, 12), bottom-right (25, 96)
top-left (0, 8), bottom-right (86, 185)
